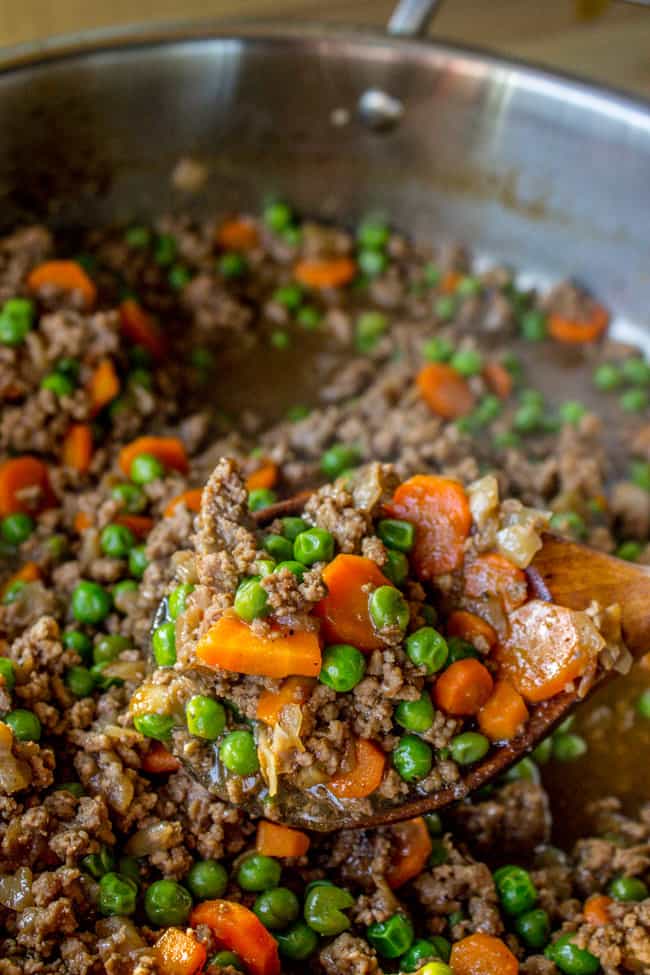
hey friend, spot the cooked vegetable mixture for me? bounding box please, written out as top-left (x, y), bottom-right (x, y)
top-left (0, 207), bottom-right (649, 973)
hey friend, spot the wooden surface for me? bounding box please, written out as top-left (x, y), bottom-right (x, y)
top-left (1, 1), bottom-right (650, 97)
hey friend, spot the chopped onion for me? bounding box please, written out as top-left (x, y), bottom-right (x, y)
top-left (496, 524), bottom-right (543, 569)
top-left (125, 820), bottom-right (181, 856)
top-left (0, 866), bottom-right (32, 910)
top-left (468, 475), bottom-right (499, 529)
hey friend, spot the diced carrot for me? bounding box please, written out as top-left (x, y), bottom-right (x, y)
top-left (256, 677), bottom-right (314, 725)
top-left (153, 926), bottom-right (207, 975)
top-left (440, 269), bottom-right (462, 293)
top-left (195, 615), bottom-right (322, 679)
top-left (416, 363), bottom-right (475, 420)
top-left (1, 562), bottom-right (40, 599)
top-left (217, 218), bottom-right (259, 252)
top-left (191, 900), bottom-right (280, 975)
top-left (386, 817), bottom-right (433, 890)
top-left (464, 553), bottom-right (528, 613)
top-left (434, 658), bottom-right (494, 716)
top-left (27, 260), bottom-right (96, 309)
top-left (88, 359), bottom-right (120, 416)
top-left (246, 462), bottom-right (278, 492)
top-left (549, 303), bottom-right (609, 344)
top-left (450, 933), bottom-right (519, 975)
top-left (483, 361), bottom-right (513, 400)
top-left (115, 514), bottom-right (154, 539)
top-left (584, 894), bottom-right (613, 926)
top-left (119, 298), bottom-right (166, 360)
top-left (164, 488), bottom-right (203, 518)
top-left (447, 610), bottom-right (497, 651)
top-left (313, 554), bottom-right (390, 652)
top-left (141, 741), bottom-right (181, 774)
top-left (477, 680), bottom-right (529, 742)
top-left (0, 456), bottom-right (54, 517)
top-left (328, 738), bottom-right (386, 799)
top-left (73, 511), bottom-right (92, 533)
top-left (294, 257), bottom-right (356, 289)
top-left (256, 821), bottom-right (311, 858)
top-left (119, 436), bottom-right (188, 477)
top-left (62, 424), bottom-right (93, 474)
top-left (496, 599), bottom-right (605, 703)
top-left (387, 475), bottom-right (471, 579)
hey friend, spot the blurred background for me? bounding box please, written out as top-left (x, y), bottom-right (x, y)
top-left (1, 1), bottom-right (649, 97)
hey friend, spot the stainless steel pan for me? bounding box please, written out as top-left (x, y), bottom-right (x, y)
top-left (0, 0), bottom-right (648, 344)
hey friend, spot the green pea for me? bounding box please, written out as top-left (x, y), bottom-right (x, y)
top-left (130, 453), bottom-right (165, 484)
top-left (0, 298), bottom-right (34, 346)
top-left (93, 634), bottom-right (129, 665)
top-left (128, 545), bottom-right (148, 579)
top-left (450, 348), bottom-right (482, 377)
top-left (89, 661), bottom-right (123, 691)
top-left (113, 580), bottom-right (139, 610)
top-left (520, 309), bottom-right (547, 341)
top-left (456, 275), bottom-right (482, 297)
top-left (395, 693), bottom-right (435, 733)
top-left (422, 336), bottom-right (454, 362)
top-left (117, 855), bottom-right (140, 888)
top-left (296, 305), bottom-right (322, 330)
top-left (111, 483), bottom-right (147, 514)
top-left (383, 549), bottom-right (409, 587)
top-left (549, 511), bottom-right (587, 540)
top-left (320, 444), bottom-right (361, 480)
top-left (62, 630), bottom-right (93, 663)
top-left (133, 713), bottom-right (174, 741)
top-left (41, 372), bottom-right (75, 396)
top-left (377, 518), bottom-right (415, 553)
top-left (514, 401), bottom-right (544, 434)
top-left (272, 283), bottom-right (303, 310)
top-left (434, 296), bottom-right (457, 321)
top-left (264, 202), bottom-right (293, 232)
top-left (236, 854), bottom-right (281, 892)
top-left (445, 637), bottom-right (480, 665)
top-left (304, 883), bottom-right (354, 936)
top-left (281, 517), bottom-right (309, 541)
top-left (2, 580), bottom-right (26, 604)
top-left (369, 585), bottom-right (409, 632)
top-left (186, 859), bottom-right (228, 900)
top-left (0, 657), bottom-right (16, 690)
top-left (621, 356), bottom-right (650, 386)
top-left (449, 732), bottom-right (489, 765)
top-left (293, 527), bottom-right (335, 566)
top-left (286, 405), bottom-right (310, 422)
top-left (54, 781), bottom-right (84, 797)
top-left (319, 644), bottom-right (366, 692)
top-left (392, 735), bottom-right (433, 781)
top-left (127, 368), bottom-right (153, 391)
top-left (125, 225), bottom-right (151, 248)
top-left (559, 401), bottom-right (586, 426)
top-left (152, 622), bottom-right (176, 666)
top-left (218, 252), bottom-right (247, 278)
top-left (72, 581), bottom-right (112, 624)
top-left (99, 872), bottom-right (138, 916)
top-left (270, 329), bottom-right (289, 349)
top-left (620, 388), bottom-right (648, 412)
top-left (514, 908), bottom-right (550, 949)
top-left (494, 865), bottom-right (537, 916)
top-left (190, 347), bottom-right (215, 371)
top-left (367, 913), bottom-right (414, 959)
top-left (65, 665), bottom-right (96, 697)
top-left (503, 757), bottom-right (539, 784)
top-left (355, 311), bottom-right (388, 353)
top-left (593, 362), bottom-right (621, 391)
top-left (357, 219), bottom-right (389, 250)
top-left (630, 459), bottom-right (650, 492)
top-left (273, 560), bottom-right (306, 580)
top-left (1, 513), bottom-right (34, 545)
top-left (248, 488), bottom-right (278, 512)
top-left (406, 628), bottom-right (448, 674)
top-left (493, 431), bottom-right (521, 450)
top-left (154, 234), bottom-right (177, 267)
top-left (168, 264), bottom-right (192, 290)
top-left (211, 952), bottom-right (244, 972)
top-left (428, 838), bottom-right (449, 866)
top-left (545, 933), bottom-right (600, 975)
top-left (234, 577), bottom-right (269, 622)
top-left (167, 583), bottom-right (194, 621)
top-left (421, 262), bottom-right (441, 287)
top-left (552, 732), bottom-right (587, 762)
top-left (100, 523), bottom-right (135, 559)
top-left (45, 534), bottom-right (67, 561)
top-left (276, 920), bottom-right (319, 960)
top-left (144, 878), bottom-right (192, 926)
top-left (358, 249), bottom-right (388, 277)
top-left (264, 534), bottom-right (294, 562)
top-left (399, 938), bottom-right (441, 971)
top-left (220, 730), bottom-right (259, 776)
top-left (81, 845), bottom-right (115, 879)
top-left (636, 688), bottom-right (650, 719)
top-left (424, 812), bottom-right (443, 835)
top-left (5, 708), bottom-right (41, 742)
top-left (608, 875), bottom-right (648, 902)
top-left (532, 737), bottom-right (553, 765)
top-left (254, 886), bottom-right (300, 930)
top-left (186, 695), bottom-right (226, 740)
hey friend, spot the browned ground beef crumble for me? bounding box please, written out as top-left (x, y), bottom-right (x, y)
top-left (0, 211), bottom-right (649, 973)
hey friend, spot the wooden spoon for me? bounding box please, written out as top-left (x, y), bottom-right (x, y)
top-left (254, 498), bottom-right (650, 829)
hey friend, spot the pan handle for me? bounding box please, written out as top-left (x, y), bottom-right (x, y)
top-left (388, 0), bottom-right (444, 37)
